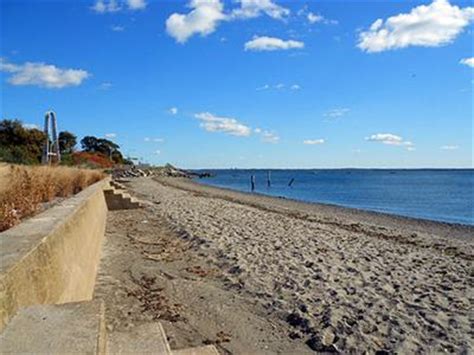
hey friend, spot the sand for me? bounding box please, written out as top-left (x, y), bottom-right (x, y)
top-left (95, 176), bottom-right (473, 354)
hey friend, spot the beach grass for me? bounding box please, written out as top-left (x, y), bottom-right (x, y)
top-left (0, 164), bottom-right (106, 232)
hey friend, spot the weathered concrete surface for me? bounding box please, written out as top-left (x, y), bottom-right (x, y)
top-left (107, 322), bottom-right (171, 354)
top-left (172, 345), bottom-right (220, 355)
top-left (0, 300), bottom-right (107, 354)
top-left (0, 179), bottom-right (109, 331)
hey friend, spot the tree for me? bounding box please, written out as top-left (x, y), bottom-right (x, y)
top-left (58, 131), bottom-right (77, 154)
top-left (0, 119), bottom-right (46, 164)
top-left (80, 135), bottom-right (124, 164)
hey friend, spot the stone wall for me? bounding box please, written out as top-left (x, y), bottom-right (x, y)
top-left (0, 179), bottom-right (109, 331)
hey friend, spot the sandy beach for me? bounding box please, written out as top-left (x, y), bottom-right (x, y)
top-left (95, 176), bottom-right (473, 354)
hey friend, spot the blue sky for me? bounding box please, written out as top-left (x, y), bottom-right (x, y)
top-left (1, 0), bottom-right (473, 168)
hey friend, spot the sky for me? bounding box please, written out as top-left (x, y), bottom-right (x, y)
top-left (1, 0), bottom-right (473, 168)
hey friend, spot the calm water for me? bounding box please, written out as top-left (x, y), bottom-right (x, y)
top-left (195, 169), bottom-right (474, 225)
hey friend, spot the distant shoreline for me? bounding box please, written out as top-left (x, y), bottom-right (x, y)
top-left (154, 176), bottom-right (474, 241)
top-left (191, 167), bottom-right (474, 171)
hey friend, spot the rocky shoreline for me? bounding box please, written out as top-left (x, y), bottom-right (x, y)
top-left (112, 164), bottom-right (212, 180)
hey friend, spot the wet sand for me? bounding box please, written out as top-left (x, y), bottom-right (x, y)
top-left (95, 176), bottom-right (473, 354)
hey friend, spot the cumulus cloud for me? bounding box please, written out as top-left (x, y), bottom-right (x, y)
top-left (105, 133), bottom-right (117, 138)
top-left (290, 84), bottom-right (301, 90)
top-left (0, 58), bottom-right (89, 89)
top-left (231, 0), bottom-right (290, 20)
top-left (166, 0), bottom-right (290, 43)
top-left (366, 133), bottom-right (414, 150)
top-left (195, 112), bottom-right (251, 137)
top-left (324, 108), bottom-right (350, 119)
top-left (168, 107), bottom-right (178, 115)
top-left (166, 0), bottom-right (226, 43)
top-left (358, 0), bottom-right (474, 53)
top-left (127, 0), bottom-right (146, 10)
top-left (307, 12), bottom-right (338, 25)
top-left (441, 145), bottom-right (459, 150)
top-left (92, 0), bottom-right (146, 13)
top-left (303, 139), bottom-right (325, 145)
top-left (460, 57), bottom-right (474, 68)
top-left (245, 36), bottom-right (304, 51)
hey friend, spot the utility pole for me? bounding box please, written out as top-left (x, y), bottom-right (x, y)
top-left (41, 111), bottom-right (61, 165)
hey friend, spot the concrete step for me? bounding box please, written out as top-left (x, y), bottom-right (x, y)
top-left (0, 300), bottom-right (107, 354)
top-left (104, 188), bottom-right (142, 210)
top-left (172, 345), bottom-right (220, 355)
top-left (108, 322), bottom-right (171, 354)
top-left (110, 181), bottom-right (126, 190)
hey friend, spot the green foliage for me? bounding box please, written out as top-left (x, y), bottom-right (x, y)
top-left (0, 119), bottom-right (130, 166)
top-left (58, 131), bottom-right (77, 155)
top-left (0, 119), bottom-right (45, 164)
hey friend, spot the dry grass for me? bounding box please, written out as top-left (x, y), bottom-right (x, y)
top-left (0, 165), bottom-right (106, 232)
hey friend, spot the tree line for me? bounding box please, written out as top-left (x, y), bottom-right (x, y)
top-left (0, 119), bottom-right (131, 167)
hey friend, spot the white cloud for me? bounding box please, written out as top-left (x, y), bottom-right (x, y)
top-left (307, 12), bottom-right (338, 25)
top-left (231, 0), bottom-right (290, 20)
top-left (155, 150), bottom-right (161, 155)
top-left (92, 0), bottom-right (146, 13)
top-left (290, 84), bottom-right (301, 90)
top-left (166, 0), bottom-right (226, 43)
top-left (127, 0), bottom-right (146, 10)
top-left (168, 107), bottom-right (178, 115)
top-left (105, 133), bottom-right (117, 138)
top-left (324, 108), bottom-right (350, 119)
top-left (254, 128), bottom-right (262, 133)
top-left (366, 133), bottom-right (414, 150)
top-left (245, 36), bottom-right (304, 51)
top-left (460, 57), bottom-right (474, 68)
top-left (165, 0), bottom-right (290, 43)
top-left (307, 12), bottom-right (323, 23)
top-left (195, 112), bottom-right (251, 137)
top-left (261, 130), bottom-right (280, 144)
top-left (92, 0), bottom-right (121, 13)
top-left (0, 58), bottom-right (89, 89)
top-left (304, 139), bottom-right (325, 145)
top-left (441, 145), bottom-right (460, 150)
top-left (111, 25), bottom-right (125, 32)
top-left (358, 0), bottom-right (474, 53)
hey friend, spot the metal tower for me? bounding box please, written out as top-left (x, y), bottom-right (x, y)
top-left (41, 111), bottom-right (61, 165)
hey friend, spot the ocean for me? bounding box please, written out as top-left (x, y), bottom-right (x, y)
top-left (195, 169), bottom-right (474, 225)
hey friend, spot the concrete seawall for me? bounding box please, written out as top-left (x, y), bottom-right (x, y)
top-left (0, 179), bottom-right (109, 331)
